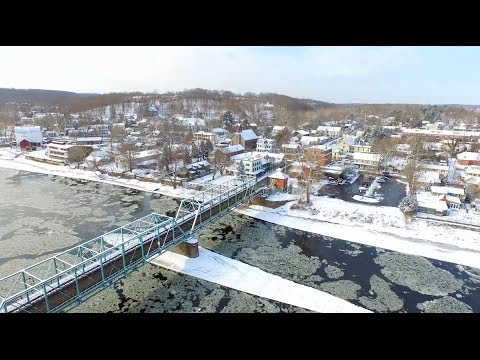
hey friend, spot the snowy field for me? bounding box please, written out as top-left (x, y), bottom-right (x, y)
top-left (150, 247), bottom-right (370, 313)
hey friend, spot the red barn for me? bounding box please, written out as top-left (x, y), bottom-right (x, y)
top-left (19, 139), bottom-right (33, 151)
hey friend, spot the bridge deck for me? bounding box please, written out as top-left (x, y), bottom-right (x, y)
top-left (0, 176), bottom-right (258, 313)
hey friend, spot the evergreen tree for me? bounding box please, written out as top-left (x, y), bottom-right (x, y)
top-left (222, 111), bottom-right (236, 129)
top-left (399, 195), bottom-right (418, 215)
top-left (182, 145), bottom-right (192, 165)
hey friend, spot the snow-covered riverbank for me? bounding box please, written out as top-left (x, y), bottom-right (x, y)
top-left (151, 247), bottom-right (370, 313)
top-left (0, 151), bottom-right (196, 199)
top-left (236, 199), bottom-right (480, 269)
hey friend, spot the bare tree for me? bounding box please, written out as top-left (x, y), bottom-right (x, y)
top-left (69, 146), bottom-right (92, 169)
top-left (403, 156), bottom-right (420, 196)
top-left (121, 143), bottom-right (136, 172)
top-left (0, 112), bottom-right (15, 136)
top-left (85, 151), bottom-right (101, 173)
top-left (110, 124), bottom-right (125, 151)
top-left (161, 144), bottom-right (182, 189)
top-left (295, 149), bottom-right (323, 204)
top-left (211, 149), bottom-right (227, 179)
top-left (371, 137), bottom-right (399, 171)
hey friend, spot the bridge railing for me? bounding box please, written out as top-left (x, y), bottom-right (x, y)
top-left (0, 213), bottom-right (178, 313)
top-left (0, 175), bottom-right (258, 313)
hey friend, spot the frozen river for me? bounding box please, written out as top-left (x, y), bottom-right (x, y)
top-left (1, 168), bottom-right (479, 313)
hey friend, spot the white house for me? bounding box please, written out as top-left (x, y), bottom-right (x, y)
top-left (256, 137), bottom-right (277, 152)
top-left (229, 153), bottom-right (269, 177)
top-left (316, 126), bottom-right (342, 138)
top-left (430, 186), bottom-right (465, 201)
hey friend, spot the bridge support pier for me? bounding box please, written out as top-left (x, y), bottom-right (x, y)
top-left (183, 237), bottom-right (199, 258)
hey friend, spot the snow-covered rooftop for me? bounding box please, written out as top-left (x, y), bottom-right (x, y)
top-left (352, 152), bottom-right (381, 162)
top-left (240, 129), bottom-right (258, 141)
top-left (134, 150), bottom-right (159, 159)
top-left (422, 164), bottom-right (449, 171)
top-left (417, 192), bottom-right (449, 211)
top-left (281, 143), bottom-right (300, 149)
top-left (300, 136), bottom-right (329, 146)
top-left (457, 151), bottom-right (480, 161)
top-left (269, 168), bottom-right (289, 179)
top-left (431, 186), bottom-right (465, 196)
top-left (317, 126), bottom-right (341, 132)
top-left (295, 130), bottom-right (309, 136)
top-left (417, 171), bottom-right (440, 184)
top-left (222, 144), bottom-right (245, 154)
top-left (402, 128), bottom-right (480, 137)
top-left (465, 166), bottom-right (480, 175)
top-left (76, 137), bottom-right (102, 142)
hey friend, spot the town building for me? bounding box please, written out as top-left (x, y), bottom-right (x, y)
top-left (14, 126), bottom-right (43, 150)
top-left (46, 143), bottom-right (93, 164)
top-left (268, 168), bottom-right (289, 191)
top-left (430, 185), bottom-right (465, 201)
top-left (465, 165), bottom-right (480, 178)
top-left (304, 145), bottom-right (332, 167)
top-left (316, 126), bottom-right (342, 138)
top-left (256, 137), bottom-right (277, 152)
top-left (221, 144), bottom-right (245, 159)
top-left (281, 143), bottom-right (300, 159)
top-left (231, 129), bottom-right (258, 150)
top-left (229, 153), bottom-right (269, 177)
top-left (193, 131), bottom-right (216, 144)
top-left (76, 137), bottom-right (103, 145)
top-left (457, 151), bottom-right (480, 166)
top-left (351, 152), bottom-right (382, 172)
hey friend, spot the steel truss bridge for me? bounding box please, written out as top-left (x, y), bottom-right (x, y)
top-left (0, 175), bottom-right (258, 313)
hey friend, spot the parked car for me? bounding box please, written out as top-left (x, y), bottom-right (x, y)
top-left (382, 171), bottom-right (391, 177)
top-left (327, 194), bottom-right (336, 198)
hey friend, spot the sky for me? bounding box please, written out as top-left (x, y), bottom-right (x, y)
top-left (0, 46), bottom-right (479, 105)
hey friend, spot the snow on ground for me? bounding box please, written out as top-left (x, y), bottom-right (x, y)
top-left (150, 247), bottom-right (370, 313)
top-left (235, 207), bottom-right (480, 269)
top-left (352, 195), bottom-right (381, 203)
top-left (187, 173), bottom-right (235, 186)
top-left (267, 192), bottom-right (298, 201)
top-left (0, 153), bottom-right (197, 199)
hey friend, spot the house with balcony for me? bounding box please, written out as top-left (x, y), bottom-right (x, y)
top-left (256, 137), bottom-right (277, 152)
